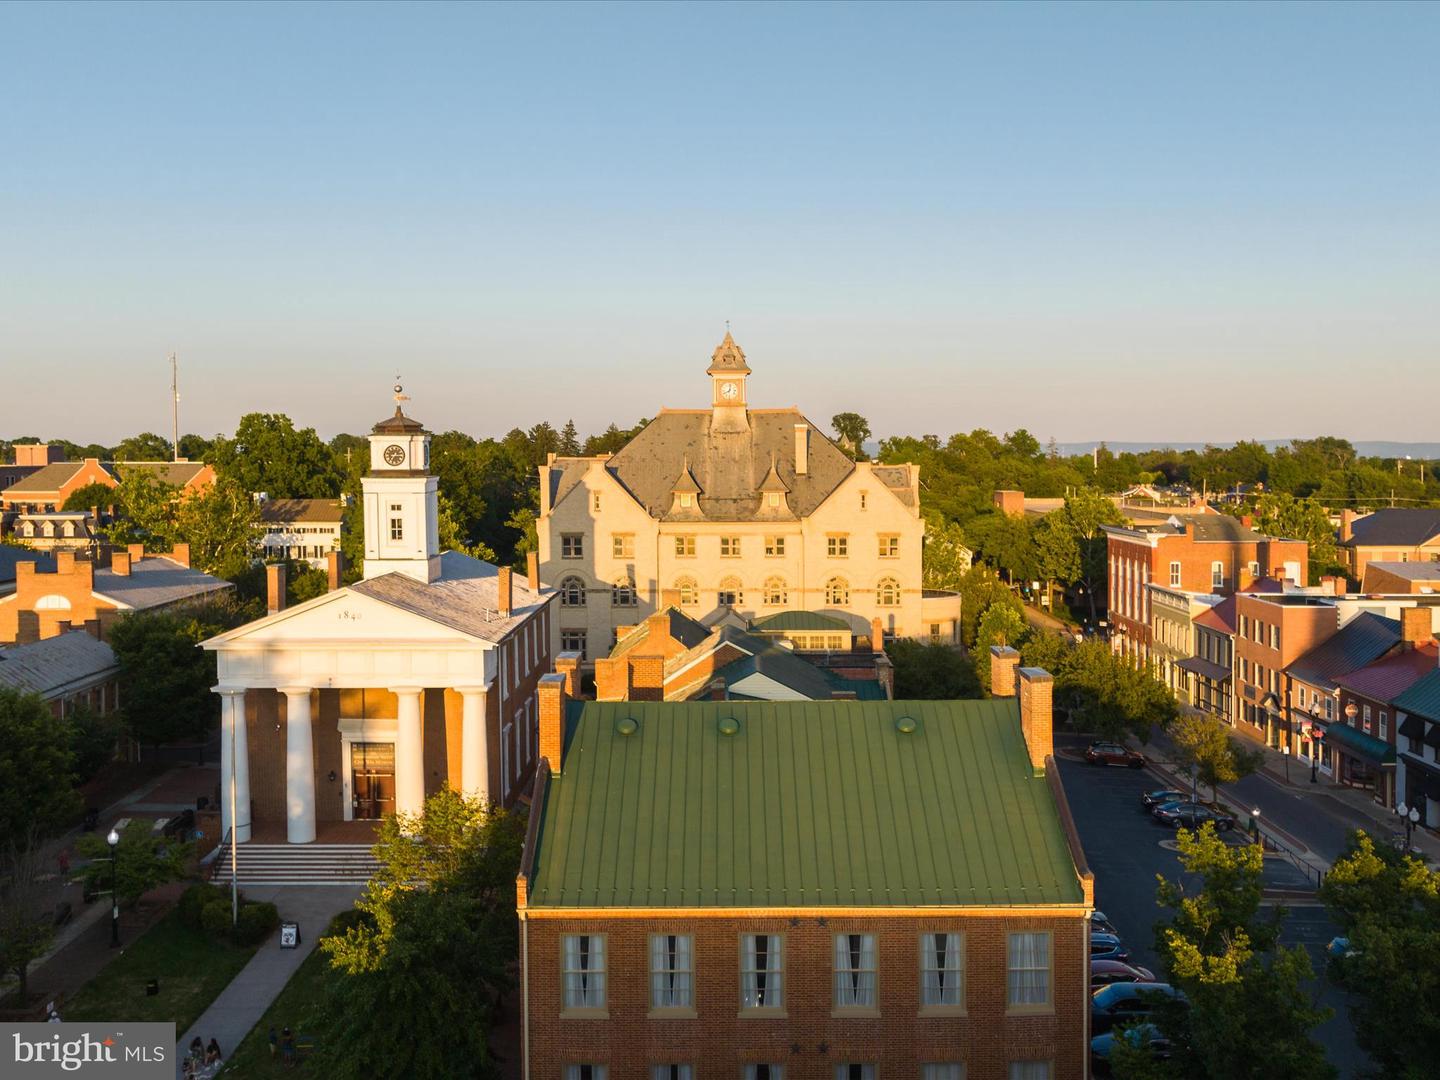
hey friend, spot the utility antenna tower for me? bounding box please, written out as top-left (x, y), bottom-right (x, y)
top-left (170, 353), bottom-right (181, 461)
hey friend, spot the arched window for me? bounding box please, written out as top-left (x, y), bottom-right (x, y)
top-left (612, 578), bottom-right (638, 607)
top-left (717, 576), bottom-right (744, 607)
top-left (876, 577), bottom-right (901, 607)
top-left (763, 576), bottom-right (788, 607)
top-left (674, 577), bottom-right (699, 606)
top-left (825, 576), bottom-right (850, 607)
top-left (559, 576), bottom-right (586, 607)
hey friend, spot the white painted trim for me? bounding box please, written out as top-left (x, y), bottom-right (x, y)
top-left (338, 717), bottom-right (398, 823)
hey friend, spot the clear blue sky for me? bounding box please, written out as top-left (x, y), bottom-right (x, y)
top-left (2, 2), bottom-right (1436, 446)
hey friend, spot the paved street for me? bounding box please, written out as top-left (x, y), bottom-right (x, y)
top-left (1055, 737), bottom-right (1370, 1077)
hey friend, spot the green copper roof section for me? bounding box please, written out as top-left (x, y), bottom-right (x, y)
top-left (1394, 668), bottom-right (1440, 721)
top-left (749, 610), bottom-right (852, 633)
top-left (528, 699), bottom-right (1084, 909)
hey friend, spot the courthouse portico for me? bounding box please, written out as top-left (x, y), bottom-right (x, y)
top-left (203, 395), bottom-right (556, 844)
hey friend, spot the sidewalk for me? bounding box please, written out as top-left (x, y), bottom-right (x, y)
top-left (176, 884), bottom-right (360, 1078)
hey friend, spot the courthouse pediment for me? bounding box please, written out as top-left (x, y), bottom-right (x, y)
top-left (204, 588), bottom-right (486, 650)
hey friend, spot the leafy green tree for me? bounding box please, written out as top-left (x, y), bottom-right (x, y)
top-left (103, 469), bottom-right (181, 551)
top-left (887, 639), bottom-right (981, 699)
top-left (920, 512), bottom-right (972, 592)
top-left (113, 432), bottom-right (173, 461)
top-left (956, 565), bottom-right (1022, 649)
top-left (288, 561), bottom-right (331, 605)
top-left (61, 481), bottom-right (119, 513)
top-left (173, 476), bottom-right (259, 578)
top-left (581, 419), bottom-right (649, 456)
top-left (831, 412), bottom-right (872, 459)
top-left (1168, 712), bottom-right (1265, 802)
top-left (0, 688), bottom-right (80, 839)
top-left (438, 494), bottom-right (498, 562)
top-left (974, 601), bottom-right (1028, 695)
top-left (1054, 639), bottom-right (1176, 741)
top-left (68, 703), bottom-right (120, 782)
top-left (1320, 832), bottom-right (1440, 1079)
top-left (1033, 489), bottom-right (1125, 622)
top-left (965, 511), bottom-right (1039, 584)
top-left (76, 819), bottom-right (190, 905)
top-left (0, 835), bottom-right (64, 1004)
top-left (1252, 493), bottom-right (1345, 583)
top-left (177, 433), bottom-right (213, 460)
top-left (1118, 824), bottom-right (1334, 1080)
top-left (209, 413), bottom-right (345, 498)
top-left (559, 419), bottom-right (581, 456)
top-left (505, 505), bottom-right (538, 568)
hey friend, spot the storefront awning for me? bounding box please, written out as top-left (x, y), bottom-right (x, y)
top-left (1399, 713), bottom-right (1425, 740)
top-left (1177, 656), bottom-right (1231, 682)
top-left (1321, 722), bottom-right (1395, 765)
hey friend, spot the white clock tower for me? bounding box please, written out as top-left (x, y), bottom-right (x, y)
top-left (361, 385), bottom-right (441, 583)
top-left (708, 330), bottom-right (751, 434)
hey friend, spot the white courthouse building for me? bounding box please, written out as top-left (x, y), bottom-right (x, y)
top-left (203, 398), bottom-right (555, 848)
top-left (537, 333), bottom-right (960, 662)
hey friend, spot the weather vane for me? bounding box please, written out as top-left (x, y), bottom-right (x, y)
top-left (393, 375), bottom-right (409, 408)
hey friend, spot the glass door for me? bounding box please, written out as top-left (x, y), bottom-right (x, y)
top-left (350, 742), bottom-right (396, 820)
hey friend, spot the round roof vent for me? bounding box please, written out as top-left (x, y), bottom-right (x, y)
top-left (615, 716), bottom-right (639, 737)
top-left (717, 716), bottom-right (740, 737)
top-left (895, 715), bottom-right (918, 734)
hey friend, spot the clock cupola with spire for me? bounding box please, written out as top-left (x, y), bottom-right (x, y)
top-left (708, 329), bottom-right (751, 433)
top-left (362, 381), bottom-right (441, 583)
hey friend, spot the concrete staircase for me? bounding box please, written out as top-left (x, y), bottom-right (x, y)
top-left (210, 843), bottom-right (379, 886)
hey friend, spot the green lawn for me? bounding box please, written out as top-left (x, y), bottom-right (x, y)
top-left (220, 918), bottom-right (344, 1077)
top-left (65, 909), bottom-right (257, 1034)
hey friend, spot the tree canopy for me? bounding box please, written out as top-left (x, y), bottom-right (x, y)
top-left (0, 688), bottom-right (81, 840)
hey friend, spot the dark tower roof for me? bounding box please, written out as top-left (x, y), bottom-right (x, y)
top-left (706, 331), bottom-right (751, 375)
top-left (372, 407), bottom-right (426, 435)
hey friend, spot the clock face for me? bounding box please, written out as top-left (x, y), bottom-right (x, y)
top-left (383, 444), bottom-right (406, 467)
top-left (720, 381), bottom-right (738, 401)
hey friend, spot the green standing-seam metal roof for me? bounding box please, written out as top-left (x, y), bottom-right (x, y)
top-left (749, 610), bottom-right (853, 634)
top-left (527, 699), bottom-right (1084, 909)
top-left (1394, 667), bottom-right (1440, 721)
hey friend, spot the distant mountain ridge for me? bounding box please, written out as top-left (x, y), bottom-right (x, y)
top-left (1048, 440), bottom-right (1440, 459)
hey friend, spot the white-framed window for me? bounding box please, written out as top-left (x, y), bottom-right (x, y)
top-left (567, 1067), bottom-right (607, 1080)
top-left (920, 932), bottom-right (964, 1008)
top-left (834, 1067), bottom-right (875, 1080)
top-left (562, 934), bottom-right (606, 1010)
top-left (612, 580), bottom-right (638, 607)
top-left (1006, 931), bottom-right (1051, 1008)
top-left (743, 1068), bottom-right (783, 1080)
top-left (827, 534), bottom-right (849, 557)
top-left (560, 576), bottom-right (586, 607)
top-left (562, 534), bottom-right (584, 559)
top-left (877, 578), bottom-right (901, 606)
top-left (389, 508), bottom-right (404, 541)
top-left (833, 933), bottom-right (876, 1009)
top-left (763, 577), bottom-right (788, 606)
top-left (652, 1069), bottom-right (692, 1080)
top-left (740, 934), bottom-right (783, 1010)
top-left (674, 578), bottom-right (699, 607)
top-left (612, 533), bottom-right (635, 559)
top-left (825, 577), bottom-right (850, 607)
top-left (1380, 710), bottom-right (1389, 740)
top-left (1363, 704), bottom-right (1372, 733)
top-left (1008, 1064), bottom-right (1052, 1080)
top-left (650, 934), bottom-right (694, 1009)
top-left (1211, 561), bottom-right (1224, 589)
top-left (1270, 625), bottom-right (1280, 649)
top-left (675, 535), bottom-right (696, 557)
top-left (1248, 560), bottom-right (1260, 578)
top-left (765, 536), bottom-right (786, 557)
top-left (718, 577), bottom-right (743, 606)
top-left (560, 629), bottom-right (587, 659)
top-left (923, 1067), bottom-right (964, 1080)
top-left (721, 536), bottom-right (741, 558)
top-left (878, 534), bottom-right (900, 558)
top-left (1169, 561), bottom-right (1181, 587)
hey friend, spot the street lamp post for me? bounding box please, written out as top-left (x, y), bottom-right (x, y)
top-left (1250, 807), bottom-right (1262, 843)
top-left (1310, 727), bottom-right (1324, 784)
top-left (106, 827), bottom-right (120, 948)
top-left (1397, 802), bottom-right (1421, 850)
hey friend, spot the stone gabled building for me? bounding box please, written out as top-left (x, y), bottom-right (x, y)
top-left (537, 333), bottom-right (959, 663)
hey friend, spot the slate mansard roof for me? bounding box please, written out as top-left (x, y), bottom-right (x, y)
top-left (526, 699), bottom-right (1085, 909)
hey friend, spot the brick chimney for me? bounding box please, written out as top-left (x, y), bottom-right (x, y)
top-left (794, 423), bottom-right (809, 476)
top-left (1018, 666), bottom-right (1054, 773)
top-left (990, 645), bottom-right (1020, 697)
top-left (169, 543), bottom-right (190, 568)
top-left (710, 676), bottom-right (727, 701)
top-left (111, 550), bottom-right (132, 576)
top-left (1241, 513), bottom-right (1254, 528)
top-left (266, 563), bottom-right (287, 615)
top-left (526, 551), bottom-right (540, 593)
top-left (1332, 576), bottom-right (1348, 597)
top-left (1402, 607), bottom-right (1432, 649)
top-left (327, 551), bottom-right (343, 592)
top-left (497, 566), bottom-right (513, 618)
top-left (127, 543), bottom-right (145, 565)
top-left (870, 617), bottom-right (886, 652)
top-left (537, 672), bottom-right (569, 771)
top-left (555, 651), bottom-right (583, 698)
top-left (1340, 509), bottom-right (1356, 544)
top-left (994, 490), bottom-right (1025, 517)
top-left (56, 551), bottom-right (76, 575)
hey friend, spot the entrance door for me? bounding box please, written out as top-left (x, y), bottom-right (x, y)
top-left (350, 742), bottom-right (396, 820)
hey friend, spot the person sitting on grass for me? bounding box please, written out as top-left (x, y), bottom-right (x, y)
top-left (205, 1038), bottom-right (222, 1067)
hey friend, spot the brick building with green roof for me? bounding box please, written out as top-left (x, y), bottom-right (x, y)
top-left (516, 650), bottom-right (1094, 1080)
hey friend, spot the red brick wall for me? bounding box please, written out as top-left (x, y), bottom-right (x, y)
top-left (522, 912), bottom-right (1088, 1079)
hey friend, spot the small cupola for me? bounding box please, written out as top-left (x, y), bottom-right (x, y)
top-left (708, 329), bottom-right (751, 433)
top-left (669, 457), bottom-right (705, 519)
top-left (756, 454), bottom-right (793, 519)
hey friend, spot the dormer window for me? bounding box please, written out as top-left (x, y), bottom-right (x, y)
top-left (767, 493), bottom-right (780, 508)
top-left (680, 493), bottom-right (692, 507)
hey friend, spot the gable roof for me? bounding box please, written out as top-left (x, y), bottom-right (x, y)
top-left (94, 556), bottom-right (233, 610)
top-left (2, 461), bottom-right (89, 494)
top-left (526, 698), bottom-right (1083, 909)
top-left (1394, 665), bottom-right (1440, 721)
top-left (1287, 611), bottom-right (1400, 692)
top-left (1344, 509), bottom-right (1440, 549)
top-left (611, 607), bottom-right (712, 658)
top-left (1335, 642), bottom-right (1439, 704)
top-left (0, 631), bottom-right (118, 697)
top-left (114, 461), bottom-right (210, 487)
top-left (348, 551), bottom-right (552, 643)
top-left (1361, 561), bottom-right (1440, 584)
top-left (723, 645), bottom-right (886, 702)
top-left (258, 498), bottom-right (347, 525)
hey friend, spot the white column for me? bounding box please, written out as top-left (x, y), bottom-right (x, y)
top-left (280, 686), bottom-right (316, 844)
top-left (393, 687), bottom-right (425, 819)
top-left (215, 688), bottom-right (250, 843)
top-left (457, 686), bottom-right (490, 803)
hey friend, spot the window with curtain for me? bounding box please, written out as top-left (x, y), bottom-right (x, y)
top-left (562, 935), bottom-right (606, 1009)
top-left (650, 934), bottom-right (694, 1009)
top-left (921, 932), bottom-right (963, 1007)
top-left (1006, 932), bottom-right (1050, 1007)
top-left (741, 934), bottom-right (784, 1009)
top-left (833, 933), bottom-right (876, 1008)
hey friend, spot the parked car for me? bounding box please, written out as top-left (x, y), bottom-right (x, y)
top-left (1092, 982), bottom-right (1187, 1034)
top-left (1085, 741), bottom-right (1145, 768)
top-left (1091, 910), bottom-right (1118, 936)
top-left (1141, 788), bottom-right (1187, 809)
top-left (1090, 932), bottom-right (1132, 962)
top-left (1091, 958), bottom-right (1157, 988)
top-left (1152, 802), bottom-right (1236, 831)
top-left (1091, 1022), bottom-right (1172, 1075)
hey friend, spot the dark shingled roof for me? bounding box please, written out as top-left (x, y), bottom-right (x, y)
top-left (258, 498), bottom-right (347, 525)
top-left (526, 699), bottom-right (1085, 908)
top-left (350, 551), bottom-right (553, 643)
top-left (1344, 509), bottom-right (1440, 549)
top-left (114, 461), bottom-right (209, 487)
top-left (2, 461), bottom-right (88, 494)
top-left (611, 607), bottom-right (712, 657)
top-left (371, 407), bottom-right (426, 435)
top-left (1288, 612), bottom-right (1400, 692)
